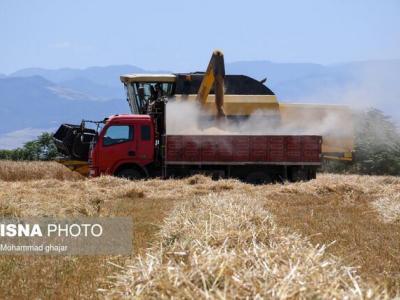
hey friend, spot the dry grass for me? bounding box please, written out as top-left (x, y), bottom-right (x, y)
top-left (0, 182), bottom-right (169, 298)
top-left (372, 195), bottom-right (400, 223)
top-left (0, 162), bottom-right (399, 298)
top-left (0, 166), bottom-right (238, 299)
top-left (256, 174), bottom-right (400, 296)
top-left (106, 192), bottom-right (377, 299)
top-left (0, 160), bottom-right (83, 181)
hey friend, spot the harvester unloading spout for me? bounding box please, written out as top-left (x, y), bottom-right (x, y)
top-left (196, 50), bottom-right (226, 118)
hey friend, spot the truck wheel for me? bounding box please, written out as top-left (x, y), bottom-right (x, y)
top-left (307, 168), bottom-right (317, 180)
top-left (290, 167), bottom-right (307, 182)
top-left (116, 168), bottom-right (143, 180)
top-left (245, 171), bottom-right (271, 185)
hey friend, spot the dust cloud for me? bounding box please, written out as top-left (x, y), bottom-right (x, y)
top-left (165, 99), bottom-right (352, 138)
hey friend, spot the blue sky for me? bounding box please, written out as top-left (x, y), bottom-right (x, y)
top-left (0, 0), bottom-right (399, 74)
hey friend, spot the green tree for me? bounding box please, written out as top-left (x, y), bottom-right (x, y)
top-left (324, 108), bottom-right (400, 175)
top-left (0, 149), bottom-right (13, 160)
top-left (0, 132), bottom-right (58, 161)
top-left (37, 132), bottom-right (58, 160)
top-left (353, 109), bottom-right (400, 175)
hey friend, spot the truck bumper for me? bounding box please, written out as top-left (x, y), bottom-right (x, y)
top-left (56, 159), bottom-right (90, 177)
top-left (89, 168), bottom-right (99, 177)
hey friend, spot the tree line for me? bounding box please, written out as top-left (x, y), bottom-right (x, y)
top-left (0, 132), bottom-right (58, 161)
top-left (323, 108), bottom-right (400, 175)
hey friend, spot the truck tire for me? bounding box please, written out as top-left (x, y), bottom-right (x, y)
top-left (289, 167), bottom-right (308, 182)
top-left (307, 167), bottom-right (317, 180)
top-left (245, 171), bottom-right (271, 185)
top-left (116, 168), bottom-right (143, 180)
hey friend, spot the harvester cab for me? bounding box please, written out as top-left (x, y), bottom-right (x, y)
top-left (120, 50), bottom-right (230, 136)
top-left (120, 74), bottom-right (176, 115)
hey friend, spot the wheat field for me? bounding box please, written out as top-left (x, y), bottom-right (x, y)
top-left (0, 160), bottom-right (399, 299)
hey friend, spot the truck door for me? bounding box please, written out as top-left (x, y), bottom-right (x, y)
top-left (98, 124), bottom-right (137, 174)
top-left (135, 122), bottom-right (154, 165)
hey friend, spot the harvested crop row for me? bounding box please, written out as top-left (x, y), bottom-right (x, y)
top-left (254, 173), bottom-right (400, 225)
top-left (0, 160), bottom-right (83, 181)
top-left (0, 175), bottom-right (239, 217)
top-left (107, 191), bottom-right (384, 299)
top-left (372, 195), bottom-right (400, 224)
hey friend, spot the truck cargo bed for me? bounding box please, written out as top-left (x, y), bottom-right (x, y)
top-left (165, 135), bottom-right (322, 165)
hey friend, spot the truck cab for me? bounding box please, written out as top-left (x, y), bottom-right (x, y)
top-left (89, 114), bottom-right (155, 178)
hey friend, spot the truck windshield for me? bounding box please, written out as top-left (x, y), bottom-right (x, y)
top-left (126, 82), bottom-right (174, 114)
top-left (103, 125), bottom-right (133, 146)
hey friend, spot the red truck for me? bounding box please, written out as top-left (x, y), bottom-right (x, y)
top-left (77, 114), bottom-right (322, 183)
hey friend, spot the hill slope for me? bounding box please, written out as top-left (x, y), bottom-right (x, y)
top-left (226, 59), bottom-right (400, 122)
top-left (0, 76), bottom-right (128, 147)
top-left (10, 65), bottom-right (145, 87)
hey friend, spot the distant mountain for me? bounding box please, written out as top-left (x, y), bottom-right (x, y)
top-left (1, 59), bottom-right (399, 148)
top-left (10, 65), bottom-right (146, 87)
top-left (0, 73), bottom-right (5, 79)
top-left (227, 60), bottom-right (400, 121)
top-left (59, 77), bottom-right (124, 101)
top-left (226, 61), bottom-right (327, 88)
top-left (0, 76), bottom-right (129, 144)
top-left (10, 61), bottom-right (399, 113)
top-left (9, 65), bottom-right (170, 102)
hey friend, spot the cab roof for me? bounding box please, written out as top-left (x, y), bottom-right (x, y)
top-left (106, 114), bottom-right (152, 123)
top-left (120, 73), bottom-right (176, 83)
